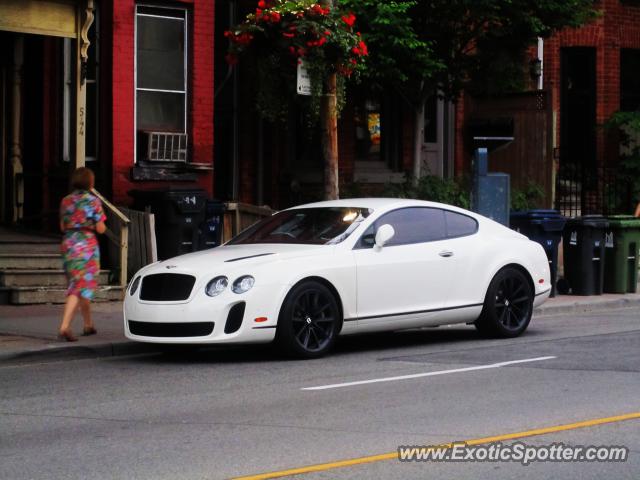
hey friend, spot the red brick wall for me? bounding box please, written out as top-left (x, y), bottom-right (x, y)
top-left (110, 0), bottom-right (214, 205)
top-left (543, 0), bottom-right (640, 167)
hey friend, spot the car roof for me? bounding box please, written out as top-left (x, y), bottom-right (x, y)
top-left (288, 198), bottom-right (463, 212)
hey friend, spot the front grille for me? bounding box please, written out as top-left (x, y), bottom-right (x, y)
top-left (224, 302), bottom-right (246, 334)
top-left (128, 320), bottom-right (214, 337)
top-left (140, 273), bottom-right (196, 301)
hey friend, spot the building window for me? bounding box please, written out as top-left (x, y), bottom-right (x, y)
top-left (354, 99), bottom-right (381, 161)
top-left (353, 91), bottom-right (403, 169)
top-left (621, 49), bottom-right (640, 112)
top-left (135, 6), bottom-right (188, 162)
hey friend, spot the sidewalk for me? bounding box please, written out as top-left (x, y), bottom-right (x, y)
top-left (1, 293), bottom-right (640, 364)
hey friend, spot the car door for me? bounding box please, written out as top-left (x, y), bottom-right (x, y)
top-left (352, 207), bottom-right (458, 326)
top-left (441, 209), bottom-right (483, 308)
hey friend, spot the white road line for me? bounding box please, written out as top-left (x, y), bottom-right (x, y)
top-left (301, 356), bottom-right (557, 391)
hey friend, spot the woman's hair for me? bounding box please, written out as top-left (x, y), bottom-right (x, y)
top-left (70, 167), bottom-right (95, 191)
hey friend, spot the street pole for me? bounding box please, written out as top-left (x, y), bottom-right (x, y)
top-left (320, 0), bottom-right (339, 200)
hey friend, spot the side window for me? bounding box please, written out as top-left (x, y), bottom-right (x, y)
top-left (358, 207), bottom-right (447, 248)
top-left (444, 210), bottom-right (478, 238)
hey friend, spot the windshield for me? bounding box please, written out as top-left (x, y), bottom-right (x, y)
top-left (228, 207), bottom-right (372, 245)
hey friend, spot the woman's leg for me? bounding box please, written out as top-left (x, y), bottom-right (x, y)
top-left (79, 297), bottom-right (96, 333)
top-left (59, 294), bottom-right (79, 334)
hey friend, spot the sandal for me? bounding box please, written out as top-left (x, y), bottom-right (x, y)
top-left (58, 330), bottom-right (78, 342)
top-left (82, 326), bottom-right (97, 336)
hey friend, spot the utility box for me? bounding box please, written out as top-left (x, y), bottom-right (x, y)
top-left (471, 148), bottom-right (510, 226)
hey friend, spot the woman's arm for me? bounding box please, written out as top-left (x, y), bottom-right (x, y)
top-left (95, 221), bottom-right (107, 234)
top-left (635, 203), bottom-right (640, 218)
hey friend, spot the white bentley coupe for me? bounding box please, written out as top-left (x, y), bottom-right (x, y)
top-left (124, 198), bottom-right (551, 358)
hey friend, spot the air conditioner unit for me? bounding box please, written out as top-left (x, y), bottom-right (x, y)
top-left (146, 132), bottom-right (188, 162)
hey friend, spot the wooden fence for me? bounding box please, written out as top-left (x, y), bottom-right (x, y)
top-left (223, 202), bottom-right (274, 242)
top-left (105, 207), bottom-right (156, 283)
top-left (467, 90), bottom-right (555, 208)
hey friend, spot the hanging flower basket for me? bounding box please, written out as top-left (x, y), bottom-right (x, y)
top-left (226, 0), bottom-right (368, 122)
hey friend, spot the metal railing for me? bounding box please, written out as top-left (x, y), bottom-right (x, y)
top-left (555, 164), bottom-right (635, 218)
top-left (91, 188), bottom-right (130, 288)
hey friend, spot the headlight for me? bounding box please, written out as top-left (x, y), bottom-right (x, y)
top-left (232, 275), bottom-right (255, 294)
top-left (129, 276), bottom-right (141, 296)
top-left (205, 276), bottom-right (228, 297)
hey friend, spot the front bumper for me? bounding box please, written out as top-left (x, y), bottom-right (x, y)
top-left (123, 285), bottom-right (282, 344)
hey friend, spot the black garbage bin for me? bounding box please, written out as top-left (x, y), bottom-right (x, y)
top-left (561, 216), bottom-right (609, 295)
top-left (130, 187), bottom-right (207, 260)
top-left (198, 200), bottom-right (225, 250)
top-left (510, 210), bottom-right (566, 297)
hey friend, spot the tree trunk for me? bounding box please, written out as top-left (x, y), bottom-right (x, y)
top-left (322, 73), bottom-right (339, 200)
top-left (320, 0), bottom-right (338, 200)
top-left (412, 97), bottom-right (426, 182)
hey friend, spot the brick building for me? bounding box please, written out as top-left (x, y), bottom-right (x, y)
top-left (0, 0), bottom-right (215, 232)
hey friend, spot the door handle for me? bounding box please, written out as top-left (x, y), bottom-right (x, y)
top-left (439, 250), bottom-right (454, 258)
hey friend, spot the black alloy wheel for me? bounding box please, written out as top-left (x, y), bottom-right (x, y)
top-left (276, 281), bottom-right (341, 358)
top-left (475, 267), bottom-right (534, 338)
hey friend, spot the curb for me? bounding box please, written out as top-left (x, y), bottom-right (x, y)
top-left (0, 340), bottom-right (160, 365)
top-left (535, 296), bottom-right (640, 316)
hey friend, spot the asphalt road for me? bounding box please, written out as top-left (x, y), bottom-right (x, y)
top-left (1, 308), bottom-right (639, 480)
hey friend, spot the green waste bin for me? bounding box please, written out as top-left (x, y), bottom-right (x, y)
top-left (603, 216), bottom-right (640, 294)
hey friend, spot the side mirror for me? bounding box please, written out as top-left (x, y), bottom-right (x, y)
top-left (374, 224), bottom-right (395, 250)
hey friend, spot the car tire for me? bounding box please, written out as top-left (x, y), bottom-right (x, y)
top-left (276, 280), bottom-right (341, 359)
top-left (475, 267), bottom-right (533, 338)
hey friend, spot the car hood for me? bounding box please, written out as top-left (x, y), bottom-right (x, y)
top-left (142, 243), bottom-right (327, 275)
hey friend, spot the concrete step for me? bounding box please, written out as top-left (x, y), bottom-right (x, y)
top-left (0, 270), bottom-right (110, 287)
top-left (0, 254), bottom-right (63, 270)
top-left (0, 242), bottom-right (61, 254)
top-left (6, 286), bottom-right (124, 305)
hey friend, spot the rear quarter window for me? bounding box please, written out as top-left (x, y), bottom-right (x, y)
top-left (444, 210), bottom-right (478, 238)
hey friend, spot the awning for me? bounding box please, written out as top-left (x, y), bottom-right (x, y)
top-left (0, 0), bottom-right (77, 38)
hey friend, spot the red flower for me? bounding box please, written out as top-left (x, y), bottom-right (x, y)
top-left (342, 13), bottom-right (356, 28)
top-left (324, 30), bottom-right (331, 36)
top-left (283, 32), bottom-right (295, 38)
top-left (310, 4), bottom-right (330, 16)
top-left (269, 11), bottom-right (281, 23)
top-left (352, 40), bottom-right (368, 56)
top-left (257, 0), bottom-right (267, 8)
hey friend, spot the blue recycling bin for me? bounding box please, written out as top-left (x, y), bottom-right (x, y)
top-left (510, 210), bottom-right (566, 297)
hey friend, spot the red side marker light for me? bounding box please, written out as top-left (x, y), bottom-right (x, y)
top-left (254, 317), bottom-right (268, 323)
top-left (539, 279), bottom-right (545, 284)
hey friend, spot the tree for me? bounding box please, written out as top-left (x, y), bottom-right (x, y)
top-left (225, 0), bottom-right (369, 200)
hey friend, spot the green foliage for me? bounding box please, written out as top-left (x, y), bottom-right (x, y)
top-left (408, 0), bottom-right (600, 100)
top-left (511, 182), bottom-right (545, 212)
top-left (383, 175), bottom-right (471, 209)
top-left (339, 0), bottom-right (440, 90)
top-left (605, 111), bottom-right (640, 206)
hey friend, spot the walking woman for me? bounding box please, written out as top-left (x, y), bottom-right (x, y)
top-left (58, 167), bottom-right (107, 341)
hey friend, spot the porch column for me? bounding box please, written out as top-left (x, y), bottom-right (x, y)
top-left (10, 35), bottom-right (24, 223)
top-left (75, 0), bottom-right (94, 168)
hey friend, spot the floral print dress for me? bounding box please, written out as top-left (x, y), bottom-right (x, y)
top-left (60, 190), bottom-right (106, 300)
